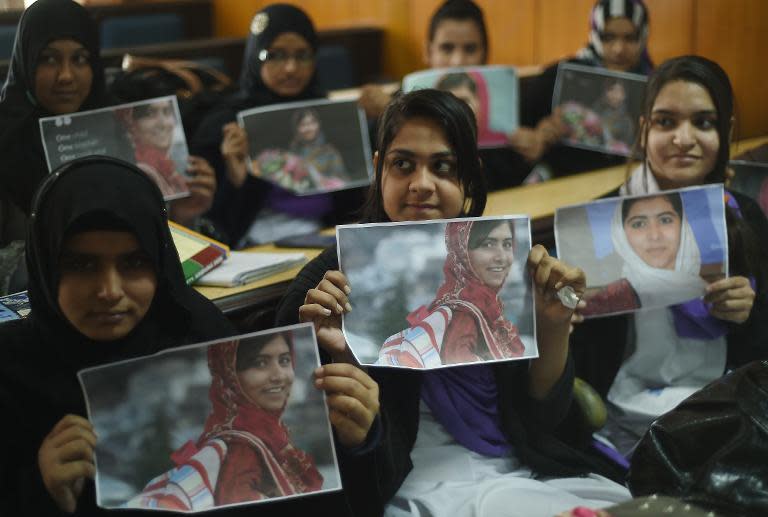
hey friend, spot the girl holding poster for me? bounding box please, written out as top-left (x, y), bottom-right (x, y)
top-left (0, 157), bottom-right (234, 515)
top-left (278, 89), bottom-right (631, 516)
top-left (570, 56), bottom-right (768, 457)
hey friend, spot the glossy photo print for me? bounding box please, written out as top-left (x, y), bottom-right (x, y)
top-left (555, 184), bottom-right (728, 318)
top-left (39, 95), bottom-right (191, 201)
top-left (78, 324), bottom-right (341, 512)
top-left (402, 66), bottom-right (519, 148)
top-left (237, 99), bottom-right (373, 196)
top-left (552, 63), bottom-right (646, 156)
top-left (337, 216), bottom-right (536, 369)
top-left (729, 160), bottom-right (768, 217)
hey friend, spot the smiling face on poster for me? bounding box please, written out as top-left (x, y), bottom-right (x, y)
top-left (337, 216), bottom-right (536, 369)
top-left (554, 184), bottom-right (728, 318)
top-left (237, 99), bottom-right (373, 196)
top-left (38, 95), bottom-right (191, 201)
top-left (77, 324), bottom-right (341, 512)
top-left (401, 66), bottom-right (519, 148)
top-left (552, 62), bottom-right (647, 157)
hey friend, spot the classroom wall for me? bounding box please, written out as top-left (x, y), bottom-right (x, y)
top-left (212, 0), bottom-right (768, 138)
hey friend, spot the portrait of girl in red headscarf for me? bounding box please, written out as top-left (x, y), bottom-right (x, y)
top-left (435, 71), bottom-right (509, 148)
top-left (377, 219), bottom-right (527, 368)
top-left (116, 99), bottom-right (189, 200)
top-left (128, 331), bottom-right (323, 511)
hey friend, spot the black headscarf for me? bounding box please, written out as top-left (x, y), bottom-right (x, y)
top-left (237, 3), bottom-right (322, 106)
top-left (0, 0), bottom-right (106, 215)
top-left (24, 156), bottom-right (233, 368)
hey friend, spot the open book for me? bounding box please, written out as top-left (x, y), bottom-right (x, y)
top-left (195, 251), bottom-right (306, 287)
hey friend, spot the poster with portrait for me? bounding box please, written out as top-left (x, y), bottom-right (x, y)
top-left (554, 184), bottom-right (728, 318)
top-left (38, 95), bottom-right (191, 201)
top-left (402, 65), bottom-right (519, 148)
top-left (552, 63), bottom-right (646, 156)
top-left (729, 160), bottom-right (768, 217)
top-left (237, 99), bottom-right (373, 196)
top-left (78, 324), bottom-right (342, 512)
top-left (337, 216), bottom-right (536, 369)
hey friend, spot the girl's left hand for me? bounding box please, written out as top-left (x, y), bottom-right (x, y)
top-left (169, 156), bottom-right (216, 226)
top-left (705, 276), bottom-right (755, 323)
top-left (527, 244), bottom-right (586, 326)
top-left (314, 363), bottom-right (380, 448)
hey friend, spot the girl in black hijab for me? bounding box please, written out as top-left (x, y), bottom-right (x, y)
top-left (0, 0), bottom-right (220, 294)
top-left (0, 156), bottom-right (234, 515)
top-left (0, 0), bottom-right (105, 217)
top-left (191, 3), bottom-right (362, 247)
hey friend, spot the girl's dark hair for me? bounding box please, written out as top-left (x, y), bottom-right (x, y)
top-left (428, 0), bottom-right (488, 63)
top-left (361, 89), bottom-right (487, 222)
top-left (291, 107), bottom-right (320, 129)
top-left (468, 219), bottom-right (515, 249)
top-left (131, 99), bottom-right (173, 120)
top-left (635, 55), bottom-right (734, 184)
top-left (435, 72), bottom-right (477, 94)
top-left (621, 192), bottom-right (683, 224)
top-left (236, 331), bottom-right (293, 371)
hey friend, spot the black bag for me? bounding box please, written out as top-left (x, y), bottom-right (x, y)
top-left (628, 360), bottom-right (768, 516)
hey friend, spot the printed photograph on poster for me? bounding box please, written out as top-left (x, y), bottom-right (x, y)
top-left (337, 216), bottom-right (536, 369)
top-left (552, 63), bottom-right (646, 156)
top-left (554, 184), bottom-right (728, 318)
top-left (0, 290), bottom-right (30, 322)
top-left (402, 65), bottom-right (519, 148)
top-left (237, 99), bottom-right (373, 196)
top-left (729, 160), bottom-right (768, 217)
top-left (78, 324), bottom-right (341, 512)
top-left (39, 95), bottom-right (191, 201)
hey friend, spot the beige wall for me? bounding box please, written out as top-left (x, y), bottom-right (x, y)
top-left (213, 0), bottom-right (768, 137)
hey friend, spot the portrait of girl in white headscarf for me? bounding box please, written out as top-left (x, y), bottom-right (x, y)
top-left (582, 192), bottom-right (712, 316)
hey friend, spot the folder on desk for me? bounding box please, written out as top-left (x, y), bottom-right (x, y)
top-left (169, 222), bottom-right (230, 285)
top-left (194, 251), bottom-right (307, 287)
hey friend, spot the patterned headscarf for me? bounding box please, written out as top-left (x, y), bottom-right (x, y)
top-left (428, 220), bottom-right (523, 359)
top-left (196, 335), bottom-right (322, 497)
top-left (576, 0), bottom-right (653, 74)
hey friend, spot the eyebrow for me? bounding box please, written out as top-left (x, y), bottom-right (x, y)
top-left (627, 210), bottom-right (678, 221)
top-left (651, 108), bottom-right (717, 116)
top-left (386, 149), bottom-right (455, 159)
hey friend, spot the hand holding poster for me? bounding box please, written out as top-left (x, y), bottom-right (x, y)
top-left (337, 216), bottom-right (537, 369)
top-left (552, 63), bottom-right (646, 156)
top-left (237, 99), bottom-right (372, 196)
top-left (39, 96), bottom-right (191, 201)
top-left (78, 324), bottom-right (341, 512)
top-left (554, 184), bottom-right (728, 318)
top-left (402, 66), bottom-right (519, 148)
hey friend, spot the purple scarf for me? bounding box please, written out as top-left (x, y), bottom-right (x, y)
top-left (421, 364), bottom-right (512, 457)
top-left (671, 191), bottom-right (744, 339)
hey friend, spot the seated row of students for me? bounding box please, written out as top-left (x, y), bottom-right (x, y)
top-left (1, 62), bottom-right (766, 517)
top-left (275, 57), bottom-right (768, 516)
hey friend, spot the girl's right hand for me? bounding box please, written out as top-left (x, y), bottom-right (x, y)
top-left (220, 122), bottom-right (249, 188)
top-left (38, 415), bottom-right (97, 514)
top-left (299, 270), bottom-right (355, 363)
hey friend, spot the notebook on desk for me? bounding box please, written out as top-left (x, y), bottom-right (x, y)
top-left (169, 221), bottom-right (229, 285)
top-left (194, 251), bottom-right (307, 287)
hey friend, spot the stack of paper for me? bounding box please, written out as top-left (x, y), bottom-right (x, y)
top-left (195, 251), bottom-right (306, 287)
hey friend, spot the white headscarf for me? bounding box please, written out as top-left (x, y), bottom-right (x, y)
top-left (610, 193), bottom-right (706, 309)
